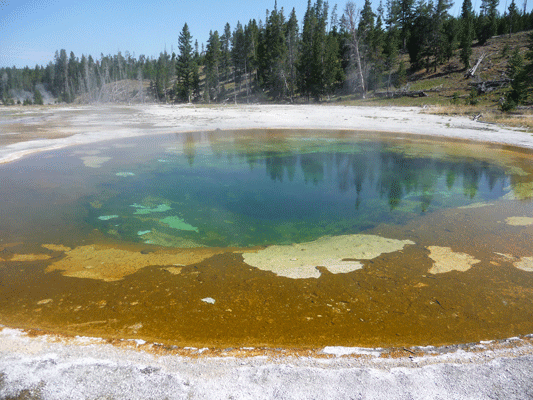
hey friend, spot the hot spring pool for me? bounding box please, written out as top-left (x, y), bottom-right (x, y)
top-left (0, 129), bottom-right (532, 348)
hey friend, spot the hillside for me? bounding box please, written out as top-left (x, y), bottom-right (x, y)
top-left (332, 30), bottom-right (532, 130)
top-left (141, 30), bottom-right (533, 129)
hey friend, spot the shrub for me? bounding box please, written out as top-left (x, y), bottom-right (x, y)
top-left (451, 92), bottom-right (460, 105)
top-left (466, 89), bottom-right (478, 105)
top-left (501, 43), bottom-right (511, 58)
top-left (33, 89), bottom-right (44, 105)
top-left (501, 97), bottom-right (517, 111)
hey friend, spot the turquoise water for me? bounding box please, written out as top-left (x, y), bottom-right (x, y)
top-left (82, 131), bottom-right (516, 248)
top-left (0, 130), bottom-right (526, 249)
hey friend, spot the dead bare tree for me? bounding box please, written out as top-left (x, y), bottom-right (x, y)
top-left (465, 52), bottom-right (487, 78)
top-left (137, 68), bottom-right (143, 104)
top-left (343, 2), bottom-right (366, 98)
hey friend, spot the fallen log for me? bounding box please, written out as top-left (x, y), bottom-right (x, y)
top-left (374, 90), bottom-right (429, 98)
top-left (465, 53), bottom-right (486, 78)
top-left (468, 78), bottom-right (512, 93)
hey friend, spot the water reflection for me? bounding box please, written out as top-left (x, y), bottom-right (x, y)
top-left (0, 129), bottom-right (518, 249)
top-left (190, 131), bottom-right (514, 213)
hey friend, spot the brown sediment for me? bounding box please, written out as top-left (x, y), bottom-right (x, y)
top-left (42, 244), bottom-right (72, 252)
top-left (0, 242), bottom-right (23, 252)
top-left (4, 323), bottom-right (533, 362)
top-left (0, 211), bottom-right (531, 350)
top-left (0, 200), bottom-right (532, 349)
top-left (7, 254), bottom-right (53, 262)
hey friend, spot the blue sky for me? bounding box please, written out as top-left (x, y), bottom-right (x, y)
top-left (1, 0), bottom-right (531, 68)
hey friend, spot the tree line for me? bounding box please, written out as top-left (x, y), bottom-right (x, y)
top-left (1, 0), bottom-right (532, 106)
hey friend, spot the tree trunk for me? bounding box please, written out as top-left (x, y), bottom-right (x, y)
top-left (465, 53), bottom-right (486, 78)
top-left (353, 39), bottom-right (366, 98)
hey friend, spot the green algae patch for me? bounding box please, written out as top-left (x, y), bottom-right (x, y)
top-left (503, 182), bottom-right (533, 200)
top-left (142, 229), bottom-right (205, 248)
top-left (160, 216), bottom-right (199, 232)
top-left (242, 234), bottom-right (414, 279)
top-left (427, 246), bottom-right (480, 274)
top-left (131, 203), bottom-right (172, 215)
top-left (80, 156), bottom-right (111, 168)
top-left (98, 215), bottom-right (119, 221)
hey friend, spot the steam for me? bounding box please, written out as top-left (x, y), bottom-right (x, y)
top-left (35, 83), bottom-right (55, 104)
top-left (8, 89), bottom-right (33, 103)
top-left (7, 84), bottom-right (55, 104)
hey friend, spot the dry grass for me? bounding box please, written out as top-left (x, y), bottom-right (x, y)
top-left (483, 110), bottom-right (533, 131)
top-left (423, 104), bottom-right (533, 132)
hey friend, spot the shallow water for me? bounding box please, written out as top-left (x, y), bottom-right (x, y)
top-left (0, 129), bottom-right (532, 348)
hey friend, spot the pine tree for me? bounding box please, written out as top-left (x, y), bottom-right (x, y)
top-left (297, 0), bottom-right (334, 101)
top-left (54, 49), bottom-right (69, 102)
top-left (323, 28), bottom-right (344, 96)
top-left (298, 0), bottom-right (317, 100)
top-left (508, 47), bottom-right (524, 79)
top-left (399, 0), bottom-right (415, 51)
top-left (358, 0), bottom-right (376, 88)
top-left (244, 19), bottom-right (259, 100)
top-left (176, 23), bottom-right (195, 102)
top-left (205, 30), bottom-right (221, 102)
top-left (310, 0), bottom-right (329, 100)
top-left (430, 0), bottom-right (453, 71)
top-left (359, 0), bottom-right (386, 90)
top-left (155, 53), bottom-right (168, 102)
top-left (232, 21), bottom-right (246, 95)
top-left (221, 23), bottom-right (232, 82)
top-left (502, 47), bottom-right (525, 110)
top-left (478, 0), bottom-right (499, 44)
top-left (286, 8), bottom-right (299, 101)
top-left (442, 17), bottom-right (458, 63)
top-left (397, 60), bottom-right (407, 86)
top-left (67, 51), bottom-right (78, 101)
top-left (33, 89), bottom-right (43, 105)
top-left (507, 0), bottom-right (519, 34)
top-left (371, 1), bottom-right (386, 90)
top-left (407, 1), bottom-right (433, 71)
top-left (258, 2), bottom-right (288, 98)
top-left (191, 60), bottom-right (200, 99)
top-left (459, 0), bottom-right (474, 69)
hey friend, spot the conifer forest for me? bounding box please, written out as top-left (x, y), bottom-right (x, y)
top-left (1, 0), bottom-right (532, 108)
